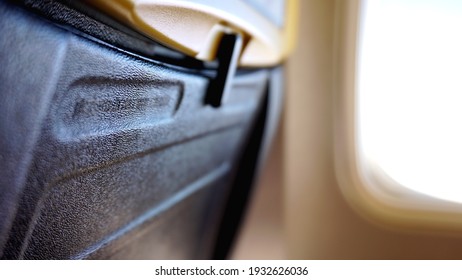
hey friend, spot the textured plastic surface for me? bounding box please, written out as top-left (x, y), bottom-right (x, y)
top-left (0, 0), bottom-right (283, 259)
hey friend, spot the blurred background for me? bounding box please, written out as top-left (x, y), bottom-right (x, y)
top-left (231, 0), bottom-right (462, 259)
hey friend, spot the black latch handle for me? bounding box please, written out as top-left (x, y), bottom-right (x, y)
top-left (205, 33), bottom-right (243, 108)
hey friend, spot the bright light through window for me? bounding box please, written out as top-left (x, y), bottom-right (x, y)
top-left (358, 0), bottom-right (462, 203)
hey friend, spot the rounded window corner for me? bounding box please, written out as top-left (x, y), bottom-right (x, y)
top-left (334, 0), bottom-right (462, 235)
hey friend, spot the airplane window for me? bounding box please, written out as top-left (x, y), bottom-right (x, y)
top-left (357, 0), bottom-right (462, 203)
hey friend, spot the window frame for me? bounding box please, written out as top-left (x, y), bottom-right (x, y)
top-left (333, 0), bottom-right (462, 234)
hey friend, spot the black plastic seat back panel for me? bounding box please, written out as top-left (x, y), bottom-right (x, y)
top-left (0, 0), bottom-right (280, 259)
